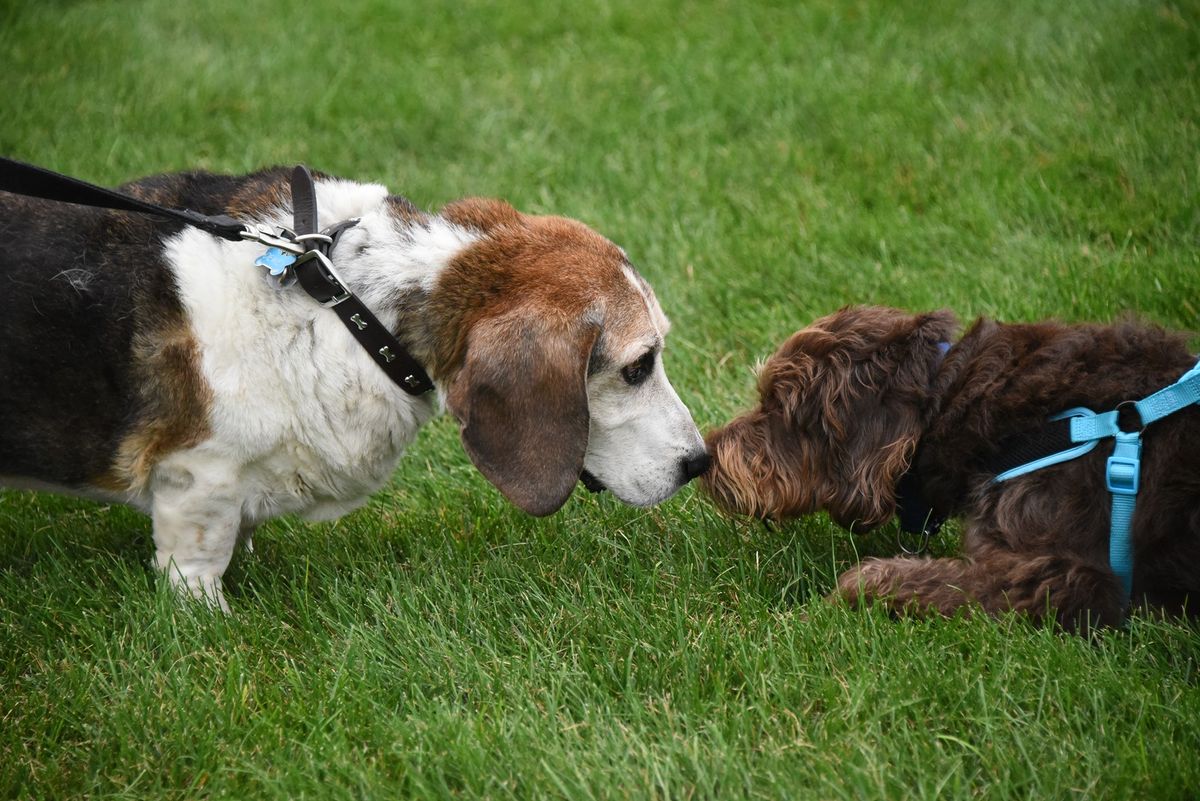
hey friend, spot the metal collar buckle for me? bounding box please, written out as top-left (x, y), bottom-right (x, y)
top-left (294, 249), bottom-right (352, 307)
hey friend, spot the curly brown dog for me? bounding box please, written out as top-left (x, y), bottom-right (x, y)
top-left (702, 305), bottom-right (1200, 631)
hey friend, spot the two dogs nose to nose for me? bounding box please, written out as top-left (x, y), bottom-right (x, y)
top-left (681, 451), bottom-right (711, 482)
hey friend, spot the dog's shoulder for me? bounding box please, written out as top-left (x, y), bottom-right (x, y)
top-left (118, 166), bottom-right (296, 221)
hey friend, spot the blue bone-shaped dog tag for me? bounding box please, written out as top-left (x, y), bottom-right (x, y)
top-left (254, 247), bottom-right (297, 276)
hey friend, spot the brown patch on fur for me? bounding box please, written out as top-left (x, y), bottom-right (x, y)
top-left (93, 323), bottom-right (212, 493)
top-left (429, 198), bottom-right (643, 380)
top-left (225, 177), bottom-right (291, 221)
top-left (441, 196), bottom-right (523, 233)
top-left (702, 305), bottom-right (1200, 631)
top-left (115, 169), bottom-right (289, 221)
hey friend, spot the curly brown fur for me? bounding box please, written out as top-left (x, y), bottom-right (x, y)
top-left (703, 305), bottom-right (1200, 631)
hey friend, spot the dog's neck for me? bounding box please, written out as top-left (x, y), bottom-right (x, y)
top-left (316, 201), bottom-right (483, 387)
top-left (892, 338), bottom-right (958, 539)
top-left (915, 340), bottom-right (954, 428)
top-left (904, 318), bottom-right (1013, 515)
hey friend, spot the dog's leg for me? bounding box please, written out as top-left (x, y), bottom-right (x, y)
top-left (150, 468), bottom-right (244, 612)
top-left (238, 521), bottom-right (257, 555)
top-left (834, 548), bottom-right (1125, 631)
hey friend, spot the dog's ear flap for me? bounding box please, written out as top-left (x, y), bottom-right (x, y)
top-left (822, 308), bottom-right (959, 530)
top-left (441, 197), bottom-right (523, 234)
top-left (446, 312), bottom-right (599, 516)
top-left (913, 308), bottom-right (959, 351)
top-left (828, 431), bottom-right (920, 531)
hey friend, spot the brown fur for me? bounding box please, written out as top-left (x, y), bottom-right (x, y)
top-left (703, 305), bottom-right (1200, 631)
top-left (97, 322), bottom-right (213, 492)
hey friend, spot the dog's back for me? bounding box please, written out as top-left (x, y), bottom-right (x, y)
top-left (924, 317), bottom-right (1200, 616)
top-left (921, 317), bottom-right (1200, 518)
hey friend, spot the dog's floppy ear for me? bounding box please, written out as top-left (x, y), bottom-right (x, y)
top-left (446, 311), bottom-right (600, 516)
top-left (815, 308), bottom-right (958, 530)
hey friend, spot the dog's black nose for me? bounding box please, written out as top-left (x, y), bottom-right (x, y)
top-left (681, 451), bottom-right (711, 482)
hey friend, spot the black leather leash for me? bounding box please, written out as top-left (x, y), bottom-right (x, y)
top-left (0, 157), bottom-right (247, 241)
top-left (0, 157), bottom-right (434, 396)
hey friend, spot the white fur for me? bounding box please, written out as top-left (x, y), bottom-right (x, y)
top-left (581, 265), bottom-right (705, 506)
top-left (152, 180), bottom-right (476, 606)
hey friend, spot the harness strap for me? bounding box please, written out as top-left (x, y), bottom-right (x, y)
top-left (990, 414), bottom-right (1084, 480)
top-left (992, 356), bottom-right (1200, 600)
top-left (1137, 360), bottom-right (1200, 425)
top-left (1105, 432), bottom-right (1141, 597)
top-left (1070, 411), bottom-right (1121, 443)
top-left (0, 157), bottom-right (247, 241)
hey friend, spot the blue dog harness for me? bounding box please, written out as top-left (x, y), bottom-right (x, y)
top-left (993, 357), bottom-right (1200, 598)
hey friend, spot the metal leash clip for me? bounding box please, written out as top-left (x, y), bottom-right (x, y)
top-left (243, 223), bottom-right (306, 288)
top-left (896, 526), bottom-right (932, 556)
top-left (240, 222), bottom-right (306, 254)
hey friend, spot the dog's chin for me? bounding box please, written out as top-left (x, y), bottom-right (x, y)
top-left (579, 470), bottom-right (690, 508)
top-left (579, 470), bottom-right (607, 494)
top-left (698, 472), bottom-right (764, 519)
top-left (829, 508), bottom-right (890, 533)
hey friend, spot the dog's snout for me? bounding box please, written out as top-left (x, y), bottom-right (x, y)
top-left (681, 451), bottom-right (712, 483)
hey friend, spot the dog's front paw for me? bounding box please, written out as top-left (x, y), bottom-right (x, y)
top-left (158, 563), bottom-right (231, 614)
top-left (183, 575), bottom-right (231, 614)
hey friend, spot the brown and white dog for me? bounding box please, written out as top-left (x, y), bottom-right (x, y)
top-left (0, 167), bottom-right (708, 609)
top-left (703, 305), bottom-right (1200, 630)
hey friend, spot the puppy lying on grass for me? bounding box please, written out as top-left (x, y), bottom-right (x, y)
top-left (702, 305), bottom-right (1200, 631)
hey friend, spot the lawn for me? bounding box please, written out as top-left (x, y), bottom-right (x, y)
top-left (2, 0), bottom-right (1199, 798)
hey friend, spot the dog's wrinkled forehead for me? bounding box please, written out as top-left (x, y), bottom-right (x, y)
top-left (434, 199), bottom-right (669, 371)
top-left (503, 214), bottom-right (668, 359)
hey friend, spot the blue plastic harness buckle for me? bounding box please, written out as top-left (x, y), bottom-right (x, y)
top-left (1105, 432), bottom-right (1142, 496)
top-left (1105, 458), bottom-right (1139, 495)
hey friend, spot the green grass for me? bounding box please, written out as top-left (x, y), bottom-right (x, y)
top-left (2, 0), bottom-right (1199, 798)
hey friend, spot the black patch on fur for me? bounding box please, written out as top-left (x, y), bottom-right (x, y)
top-left (0, 167), bottom-right (291, 486)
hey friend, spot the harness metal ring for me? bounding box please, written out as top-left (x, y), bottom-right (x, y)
top-left (294, 232), bottom-right (334, 244)
top-left (1115, 400), bottom-right (1144, 434)
top-left (897, 527), bottom-right (932, 556)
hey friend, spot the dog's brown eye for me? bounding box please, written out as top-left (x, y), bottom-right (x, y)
top-left (621, 351), bottom-right (655, 386)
